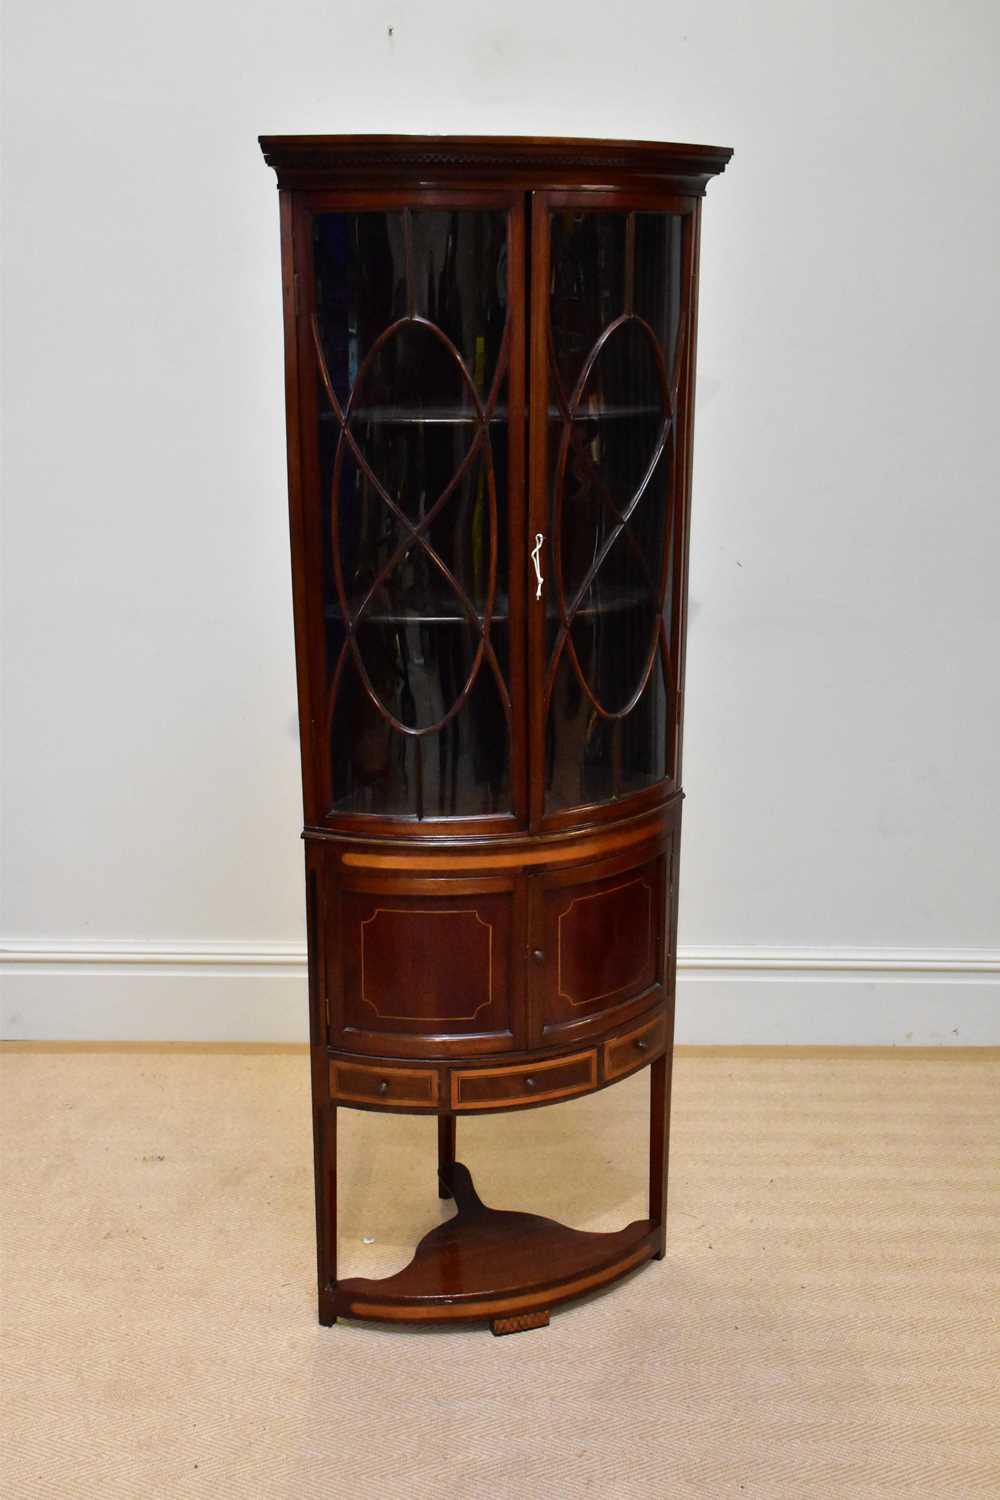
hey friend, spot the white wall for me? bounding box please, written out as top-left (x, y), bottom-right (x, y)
top-left (3, 0), bottom-right (998, 1042)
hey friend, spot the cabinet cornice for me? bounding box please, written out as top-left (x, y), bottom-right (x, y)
top-left (259, 133), bottom-right (733, 193)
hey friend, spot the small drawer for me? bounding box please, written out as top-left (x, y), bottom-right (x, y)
top-left (451, 1052), bottom-right (597, 1111)
top-left (603, 1012), bottom-right (668, 1082)
top-left (331, 1059), bottom-right (439, 1109)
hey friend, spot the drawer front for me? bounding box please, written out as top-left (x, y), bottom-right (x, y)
top-left (451, 1051), bottom-right (596, 1111)
top-left (331, 1059), bottom-right (439, 1109)
top-left (604, 1012), bottom-right (668, 1082)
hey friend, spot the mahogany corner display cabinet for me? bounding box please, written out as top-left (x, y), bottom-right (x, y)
top-left (259, 134), bottom-right (732, 1334)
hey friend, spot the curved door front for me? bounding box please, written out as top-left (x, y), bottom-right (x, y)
top-left (295, 191), bottom-right (527, 834)
top-left (528, 191), bottom-right (697, 830)
top-left (327, 871), bottom-right (522, 1059)
top-left (527, 835), bottom-right (674, 1050)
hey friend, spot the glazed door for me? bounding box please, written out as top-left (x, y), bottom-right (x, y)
top-left (294, 192), bottom-right (527, 833)
top-left (527, 192), bottom-right (697, 829)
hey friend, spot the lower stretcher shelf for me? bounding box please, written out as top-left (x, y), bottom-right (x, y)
top-left (331, 1162), bottom-right (658, 1328)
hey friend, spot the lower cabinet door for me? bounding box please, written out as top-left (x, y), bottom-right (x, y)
top-left (330, 874), bottom-right (520, 1057)
top-left (529, 844), bottom-right (671, 1048)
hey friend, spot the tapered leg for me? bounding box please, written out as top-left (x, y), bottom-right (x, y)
top-left (318, 1100), bottom-right (338, 1324)
top-left (649, 1053), bottom-right (672, 1259)
top-left (438, 1114), bottom-right (457, 1198)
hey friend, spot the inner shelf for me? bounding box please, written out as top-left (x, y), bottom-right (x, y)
top-left (319, 403), bottom-right (663, 426)
top-left (324, 586), bottom-right (658, 626)
top-left (332, 1162), bottom-right (658, 1330)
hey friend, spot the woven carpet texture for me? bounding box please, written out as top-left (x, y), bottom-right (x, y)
top-left (2, 1047), bottom-right (998, 1498)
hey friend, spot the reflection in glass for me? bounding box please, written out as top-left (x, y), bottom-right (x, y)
top-left (312, 208), bottom-right (511, 818)
top-left (545, 210), bottom-right (685, 814)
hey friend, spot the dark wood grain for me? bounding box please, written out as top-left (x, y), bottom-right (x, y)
top-left (534, 851), bottom-right (666, 1045)
top-left (330, 1058), bottom-right (439, 1108)
top-left (259, 134), bottom-right (733, 194)
top-left (261, 133), bottom-right (730, 1331)
top-left (334, 1163), bottom-right (658, 1325)
top-left (437, 1115), bottom-right (456, 1198)
top-left (336, 885), bottom-right (516, 1055)
top-left (450, 1050), bottom-right (596, 1109)
top-left (604, 1010), bottom-right (668, 1082)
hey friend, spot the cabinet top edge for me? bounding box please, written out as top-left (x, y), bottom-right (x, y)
top-left (258, 133), bottom-right (733, 188)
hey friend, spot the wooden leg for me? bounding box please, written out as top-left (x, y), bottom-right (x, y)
top-left (438, 1114), bottom-right (457, 1198)
top-left (318, 1100), bottom-right (338, 1324)
top-left (649, 1052), bottom-right (672, 1260)
top-left (306, 863), bottom-right (337, 1326)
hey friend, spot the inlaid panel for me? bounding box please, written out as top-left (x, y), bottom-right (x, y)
top-left (531, 846), bottom-right (669, 1046)
top-left (335, 883), bottom-right (517, 1056)
top-left (360, 906), bottom-right (493, 1023)
top-left (557, 874), bottom-right (654, 1008)
top-left (603, 1011), bottom-right (668, 1082)
top-left (451, 1052), bottom-right (597, 1110)
top-left (330, 1058), bottom-right (439, 1109)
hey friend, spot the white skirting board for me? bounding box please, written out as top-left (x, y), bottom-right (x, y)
top-left (1, 942), bottom-right (998, 1044)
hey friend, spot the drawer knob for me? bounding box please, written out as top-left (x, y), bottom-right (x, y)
top-left (634, 1038), bottom-right (650, 1053)
top-left (377, 1079), bottom-right (390, 1094)
top-left (524, 1076), bottom-right (536, 1090)
top-left (531, 949), bottom-right (545, 964)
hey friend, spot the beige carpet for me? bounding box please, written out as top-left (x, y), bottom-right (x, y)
top-left (1, 1046), bottom-right (998, 1498)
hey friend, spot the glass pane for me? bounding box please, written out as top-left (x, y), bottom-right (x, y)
top-left (329, 627), bottom-right (510, 818)
top-left (312, 207), bottom-right (512, 819)
top-left (634, 212), bottom-right (683, 375)
top-left (549, 212), bottom-right (626, 395)
top-left (546, 644), bottom-right (671, 812)
top-left (544, 209), bottom-right (684, 815)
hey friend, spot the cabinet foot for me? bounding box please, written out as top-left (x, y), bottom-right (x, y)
top-left (491, 1309), bottom-right (550, 1336)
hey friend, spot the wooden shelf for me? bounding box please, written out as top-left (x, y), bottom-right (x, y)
top-left (330, 1163), bottom-right (658, 1332)
top-left (318, 404), bottom-right (661, 427)
top-left (325, 587), bottom-right (656, 627)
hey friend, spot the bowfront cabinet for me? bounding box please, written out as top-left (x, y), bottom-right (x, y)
top-left (260, 135), bottom-right (730, 1334)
